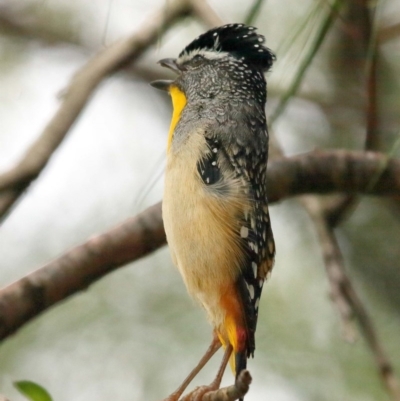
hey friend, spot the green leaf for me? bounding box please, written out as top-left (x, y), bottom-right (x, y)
top-left (14, 381), bottom-right (53, 401)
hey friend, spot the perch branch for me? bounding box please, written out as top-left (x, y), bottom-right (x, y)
top-left (180, 370), bottom-right (252, 401)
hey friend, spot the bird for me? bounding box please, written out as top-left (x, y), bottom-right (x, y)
top-left (151, 23), bottom-right (276, 400)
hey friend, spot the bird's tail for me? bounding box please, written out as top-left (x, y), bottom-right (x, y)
top-left (235, 351), bottom-right (247, 401)
top-left (235, 350), bottom-right (247, 378)
top-left (218, 331), bottom-right (247, 376)
top-left (219, 327), bottom-right (248, 401)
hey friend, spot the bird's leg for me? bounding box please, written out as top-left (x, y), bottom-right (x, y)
top-left (163, 333), bottom-right (222, 401)
top-left (208, 343), bottom-right (233, 389)
top-left (180, 344), bottom-right (233, 401)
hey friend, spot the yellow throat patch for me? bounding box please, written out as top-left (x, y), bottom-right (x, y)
top-left (167, 85), bottom-right (187, 152)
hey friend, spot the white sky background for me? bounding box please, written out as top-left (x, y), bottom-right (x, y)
top-left (1, 1), bottom-right (400, 401)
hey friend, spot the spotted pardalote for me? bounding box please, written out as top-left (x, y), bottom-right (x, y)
top-left (152, 23), bottom-right (276, 389)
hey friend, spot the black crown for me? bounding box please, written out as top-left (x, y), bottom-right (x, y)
top-left (179, 24), bottom-right (276, 72)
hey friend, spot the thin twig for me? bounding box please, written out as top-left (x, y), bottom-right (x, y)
top-left (364, 0), bottom-right (379, 151)
top-left (244, 0), bottom-right (265, 25)
top-left (1, 150), bottom-right (400, 341)
top-left (323, 195), bottom-right (358, 227)
top-left (379, 22), bottom-right (400, 43)
top-left (325, 0), bottom-right (379, 227)
top-left (270, 0), bottom-right (343, 124)
top-left (0, 0), bottom-right (192, 222)
top-left (305, 197), bottom-right (400, 401)
top-left (305, 197), bottom-right (357, 341)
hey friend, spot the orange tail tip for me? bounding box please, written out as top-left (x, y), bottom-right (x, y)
top-left (218, 326), bottom-right (248, 375)
top-left (218, 330), bottom-right (248, 401)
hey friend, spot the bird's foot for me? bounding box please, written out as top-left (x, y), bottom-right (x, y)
top-left (178, 370), bottom-right (252, 401)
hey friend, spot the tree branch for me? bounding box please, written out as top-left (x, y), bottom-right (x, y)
top-left (325, 0), bottom-right (378, 228)
top-left (1, 150), bottom-right (400, 342)
top-left (305, 197), bottom-right (400, 401)
top-left (0, 202), bottom-right (165, 341)
top-left (266, 150), bottom-right (400, 201)
top-left (0, 4), bottom-right (82, 47)
top-left (0, 0), bottom-right (192, 222)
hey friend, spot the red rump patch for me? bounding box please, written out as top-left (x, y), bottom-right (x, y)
top-left (236, 327), bottom-right (247, 352)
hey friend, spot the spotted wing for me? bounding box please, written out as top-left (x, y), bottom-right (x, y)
top-left (196, 136), bottom-right (221, 185)
top-left (197, 128), bottom-right (275, 356)
top-left (229, 138), bottom-right (275, 357)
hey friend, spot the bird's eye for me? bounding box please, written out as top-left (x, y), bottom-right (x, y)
top-left (190, 54), bottom-right (204, 66)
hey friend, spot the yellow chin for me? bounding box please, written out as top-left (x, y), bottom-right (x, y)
top-left (167, 85), bottom-right (187, 152)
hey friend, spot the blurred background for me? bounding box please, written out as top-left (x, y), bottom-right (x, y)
top-left (0, 0), bottom-right (400, 400)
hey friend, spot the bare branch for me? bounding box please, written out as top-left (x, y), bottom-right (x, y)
top-left (1, 150), bottom-right (400, 342)
top-left (0, 203), bottom-right (164, 341)
top-left (325, 0), bottom-right (379, 229)
top-left (324, 195), bottom-right (359, 227)
top-left (305, 197), bottom-right (357, 340)
top-left (267, 150), bottom-right (400, 202)
top-left (0, 4), bottom-right (81, 47)
top-left (0, 0), bottom-right (192, 222)
top-left (304, 197), bottom-right (400, 401)
top-left (379, 22), bottom-right (400, 43)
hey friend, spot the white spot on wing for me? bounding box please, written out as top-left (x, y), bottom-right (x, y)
top-left (252, 262), bottom-right (257, 278)
top-left (248, 284), bottom-right (255, 299)
top-left (240, 226), bottom-right (249, 238)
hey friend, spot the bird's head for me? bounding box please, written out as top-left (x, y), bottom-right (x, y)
top-left (151, 24), bottom-right (275, 152)
top-left (151, 24), bottom-right (275, 104)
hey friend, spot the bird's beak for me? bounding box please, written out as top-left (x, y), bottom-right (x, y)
top-left (150, 79), bottom-right (173, 91)
top-left (158, 58), bottom-right (181, 73)
top-left (150, 58), bottom-right (182, 91)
